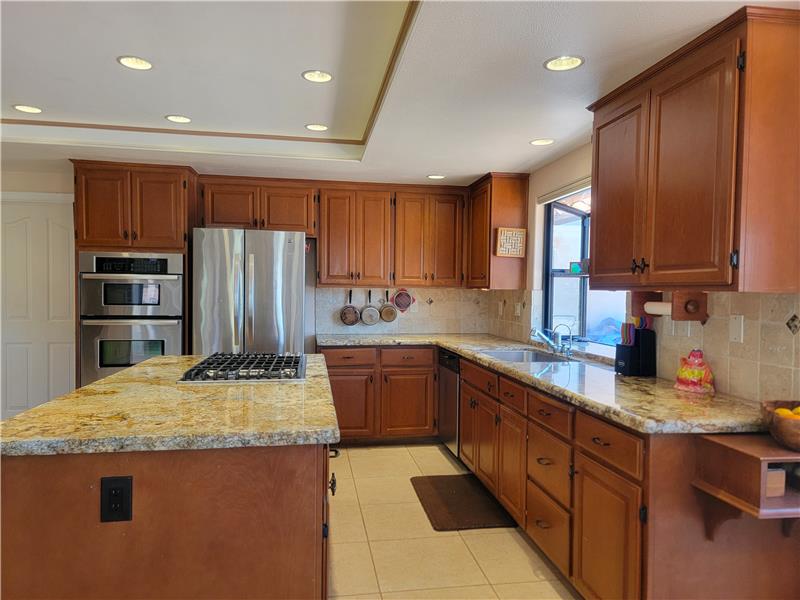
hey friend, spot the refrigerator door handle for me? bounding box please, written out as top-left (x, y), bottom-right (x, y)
top-left (232, 252), bottom-right (243, 352)
top-left (246, 253), bottom-right (256, 349)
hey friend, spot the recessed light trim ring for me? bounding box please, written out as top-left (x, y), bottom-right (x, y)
top-left (543, 55), bottom-right (584, 71)
top-left (117, 55), bottom-right (153, 71)
top-left (302, 70), bottom-right (333, 83)
top-left (530, 138), bottom-right (555, 146)
top-left (305, 124), bottom-right (329, 132)
top-left (13, 104), bottom-right (42, 114)
top-left (165, 114), bottom-right (191, 124)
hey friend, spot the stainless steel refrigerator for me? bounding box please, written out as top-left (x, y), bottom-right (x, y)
top-left (192, 228), bottom-right (315, 355)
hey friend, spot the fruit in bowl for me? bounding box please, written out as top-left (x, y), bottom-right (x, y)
top-left (765, 402), bottom-right (800, 452)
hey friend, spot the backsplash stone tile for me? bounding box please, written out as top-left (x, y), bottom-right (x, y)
top-left (487, 289), bottom-right (535, 343)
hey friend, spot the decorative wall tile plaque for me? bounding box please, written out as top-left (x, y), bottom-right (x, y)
top-left (495, 227), bottom-right (526, 258)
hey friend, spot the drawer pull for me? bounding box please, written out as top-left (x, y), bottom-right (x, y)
top-left (402, 356), bottom-right (414, 360)
top-left (592, 436), bottom-right (611, 447)
top-left (503, 391), bottom-right (514, 398)
top-left (536, 457), bottom-right (554, 466)
top-left (537, 409), bottom-right (552, 418)
top-left (329, 448), bottom-right (341, 459)
top-left (534, 519), bottom-right (551, 529)
top-left (341, 355), bottom-right (354, 359)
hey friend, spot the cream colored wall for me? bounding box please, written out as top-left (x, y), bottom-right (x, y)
top-left (1, 170), bottom-right (73, 193)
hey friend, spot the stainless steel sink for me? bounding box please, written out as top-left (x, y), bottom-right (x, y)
top-left (480, 349), bottom-right (571, 363)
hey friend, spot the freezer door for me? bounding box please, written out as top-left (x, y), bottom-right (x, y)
top-left (244, 230), bottom-right (305, 353)
top-left (192, 228), bottom-right (245, 354)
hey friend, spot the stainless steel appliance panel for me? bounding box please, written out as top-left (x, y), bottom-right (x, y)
top-left (192, 228), bottom-right (245, 354)
top-left (80, 319), bottom-right (182, 385)
top-left (438, 350), bottom-right (461, 457)
top-left (244, 230), bottom-right (305, 354)
top-left (79, 251), bottom-right (183, 275)
top-left (304, 238), bottom-right (317, 354)
top-left (80, 274), bottom-right (183, 317)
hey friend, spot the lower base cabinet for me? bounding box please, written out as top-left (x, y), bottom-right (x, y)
top-left (327, 369), bottom-right (378, 439)
top-left (497, 404), bottom-right (527, 526)
top-left (459, 384), bottom-right (478, 470)
top-left (572, 452), bottom-right (642, 600)
top-left (381, 369), bottom-right (435, 437)
top-left (526, 479), bottom-right (571, 577)
top-left (475, 393), bottom-right (500, 493)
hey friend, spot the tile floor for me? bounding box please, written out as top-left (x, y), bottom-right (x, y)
top-left (328, 444), bottom-right (578, 600)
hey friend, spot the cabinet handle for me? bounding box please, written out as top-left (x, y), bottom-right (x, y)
top-left (384, 374), bottom-right (388, 383)
top-left (424, 273), bottom-right (428, 280)
top-left (329, 448), bottom-right (341, 459)
top-left (494, 414), bottom-right (501, 426)
top-left (592, 436), bottom-right (611, 447)
top-left (402, 356), bottom-right (414, 360)
top-left (638, 257), bottom-right (649, 272)
top-left (350, 272), bottom-right (354, 280)
top-left (369, 375), bottom-right (373, 383)
top-left (487, 381), bottom-right (494, 391)
top-left (123, 230), bottom-right (129, 240)
top-left (357, 272), bottom-right (361, 280)
top-left (341, 355), bottom-right (354, 359)
top-left (329, 473), bottom-right (337, 496)
top-left (479, 272), bottom-right (486, 278)
top-left (534, 519), bottom-right (551, 530)
top-left (253, 218), bottom-right (258, 226)
top-left (536, 457), bottom-right (554, 466)
top-left (132, 231), bottom-right (138, 241)
top-left (537, 409), bottom-right (551, 418)
top-left (503, 391), bottom-right (514, 398)
top-left (260, 218), bottom-right (265, 227)
top-left (431, 273), bottom-right (435, 281)
top-left (630, 258), bottom-right (639, 274)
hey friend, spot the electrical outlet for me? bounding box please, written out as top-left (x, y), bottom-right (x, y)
top-left (729, 315), bottom-right (744, 343)
top-left (514, 303), bottom-right (522, 317)
top-left (100, 476), bottom-right (132, 522)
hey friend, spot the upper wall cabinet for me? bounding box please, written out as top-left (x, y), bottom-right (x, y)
top-left (73, 161), bottom-right (190, 250)
top-left (588, 7), bottom-right (800, 292)
top-left (203, 183), bottom-right (258, 228)
top-left (466, 173), bottom-right (529, 290)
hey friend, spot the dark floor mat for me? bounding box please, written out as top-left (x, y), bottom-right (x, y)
top-left (411, 473), bottom-right (517, 531)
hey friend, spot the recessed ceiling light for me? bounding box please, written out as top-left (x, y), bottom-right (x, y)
top-left (530, 138), bottom-right (555, 146)
top-left (427, 175), bottom-right (446, 180)
top-left (543, 55), bottom-right (584, 71)
top-left (165, 114), bottom-right (191, 124)
top-left (302, 70), bottom-right (333, 83)
top-left (117, 55), bottom-right (153, 71)
top-left (305, 124), bottom-right (328, 132)
top-left (13, 104), bottom-right (42, 114)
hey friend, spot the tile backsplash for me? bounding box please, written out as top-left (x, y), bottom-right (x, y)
top-left (315, 288), bottom-right (490, 335)
top-left (655, 292), bottom-right (800, 401)
top-left (487, 289), bottom-right (540, 343)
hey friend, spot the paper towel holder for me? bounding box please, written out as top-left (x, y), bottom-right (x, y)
top-left (631, 291), bottom-right (709, 324)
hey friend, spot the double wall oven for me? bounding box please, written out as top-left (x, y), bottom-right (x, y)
top-left (79, 252), bottom-right (183, 386)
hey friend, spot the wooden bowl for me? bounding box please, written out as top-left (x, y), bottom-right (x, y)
top-left (763, 401), bottom-right (800, 452)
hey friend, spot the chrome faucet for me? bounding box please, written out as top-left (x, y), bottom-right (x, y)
top-left (530, 326), bottom-right (573, 357)
top-left (552, 323), bottom-right (574, 357)
top-left (530, 328), bottom-right (561, 352)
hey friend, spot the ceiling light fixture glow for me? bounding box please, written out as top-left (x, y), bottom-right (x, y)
top-left (305, 123), bottom-right (328, 132)
top-left (530, 138), bottom-right (555, 146)
top-left (427, 175), bottom-right (446, 180)
top-left (302, 70), bottom-right (333, 83)
top-left (543, 55), bottom-right (584, 71)
top-left (117, 55), bottom-right (153, 70)
top-left (165, 114), bottom-right (191, 124)
top-left (13, 104), bottom-right (42, 114)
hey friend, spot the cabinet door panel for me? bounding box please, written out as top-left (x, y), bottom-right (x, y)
top-left (644, 33), bottom-right (740, 286)
top-left (261, 187), bottom-right (314, 235)
top-left (328, 369), bottom-right (377, 438)
top-left (497, 405), bottom-right (526, 525)
top-left (395, 192), bottom-right (428, 286)
top-left (381, 370), bottom-right (435, 437)
top-left (204, 184), bottom-right (258, 228)
top-left (319, 190), bottom-right (356, 285)
top-left (573, 452), bottom-right (642, 600)
top-left (475, 393), bottom-right (499, 493)
top-left (130, 169), bottom-right (184, 248)
top-left (76, 167), bottom-right (131, 246)
top-left (459, 384), bottom-right (477, 471)
top-left (428, 194), bottom-right (463, 286)
top-left (526, 479), bottom-right (571, 577)
top-left (356, 191), bottom-right (392, 286)
top-left (527, 421), bottom-right (572, 508)
top-left (589, 89), bottom-right (649, 288)
top-left (467, 183), bottom-right (490, 288)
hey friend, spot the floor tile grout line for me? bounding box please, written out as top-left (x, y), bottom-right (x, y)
top-left (459, 523), bottom-right (495, 590)
top-left (380, 582), bottom-right (500, 597)
top-left (350, 460), bottom-right (383, 599)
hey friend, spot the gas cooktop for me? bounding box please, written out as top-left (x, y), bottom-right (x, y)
top-left (179, 353), bottom-right (306, 383)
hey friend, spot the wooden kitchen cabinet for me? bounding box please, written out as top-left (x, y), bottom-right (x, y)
top-left (355, 191), bottom-right (392, 286)
top-left (459, 384), bottom-right (478, 471)
top-left (75, 165), bottom-right (131, 247)
top-left (394, 192), bottom-right (427, 286)
top-left (526, 478), bottom-right (571, 577)
top-left (475, 392), bottom-right (500, 493)
top-left (497, 404), bottom-right (527, 525)
top-left (466, 173), bottom-right (528, 290)
top-left (130, 169), bottom-right (185, 248)
top-left (259, 186), bottom-right (315, 235)
top-left (203, 183), bottom-right (259, 228)
top-left (572, 452), bottom-right (642, 600)
top-left (588, 8), bottom-right (799, 292)
top-left (380, 369), bottom-right (435, 437)
top-left (327, 368), bottom-right (378, 439)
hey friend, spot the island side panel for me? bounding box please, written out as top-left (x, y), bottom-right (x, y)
top-left (1, 445), bottom-right (327, 600)
top-left (644, 435), bottom-right (800, 599)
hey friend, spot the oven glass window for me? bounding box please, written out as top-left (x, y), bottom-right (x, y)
top-left (103, 283), bottom-right (160, 306)
top-left (99, 340), bottom-right (165, 367)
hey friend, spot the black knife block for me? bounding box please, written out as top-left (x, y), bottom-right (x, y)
top-left (615, 328), bottom-right (656, 376)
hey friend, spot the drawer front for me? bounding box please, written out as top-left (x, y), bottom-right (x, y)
top-left (528, 391), bottom-right (574, 439)
top-left (498, 377), bottom-right (526, 413)
top-left (321, 348), bottom-right (377, 367)
top-left (527, 421), bottom-right (572, 508)
top-left (381, 347), bottom-right (435, 367)
top-left (525, 479), bottom-right (570, 577)
top-left (460, 360), bottom-right (499, 397)
top-left (575, 411), bottom-right (644, 480)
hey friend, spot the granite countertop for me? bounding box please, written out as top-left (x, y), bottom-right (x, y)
top-left (0, 355), bottom-right (340, 456)
top-left (317, 333), bottom-right (765, 435)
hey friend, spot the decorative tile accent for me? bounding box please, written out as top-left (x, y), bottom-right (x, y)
top-left (787, 314), bottom-right (800, 335)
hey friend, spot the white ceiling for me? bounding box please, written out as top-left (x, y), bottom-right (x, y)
top-left (1, 1), bottom-right (795, 186)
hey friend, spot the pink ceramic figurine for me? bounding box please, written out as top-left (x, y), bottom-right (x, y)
top-left (674, 349), bottom-right (715, 395)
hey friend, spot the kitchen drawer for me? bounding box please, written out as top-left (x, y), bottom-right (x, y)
top-left (575, 411), bottom-right (644, 480)
top-left (525, 479), bottom-right (570, 577)
top-left (381, 347), bottom-right (434, 367)
top-left (528, 391), bottom-right (574, 439)
top-left (527, 421), bottom-right (572, 508)
top-left (460, 360), bottom-right (498, 397)
top-left (321, 347), bottom-right (377, 367)
top-left (498, 377), bottom-right (526, 414)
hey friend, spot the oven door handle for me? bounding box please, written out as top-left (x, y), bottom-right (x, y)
top-left (80, 319), bottom-right (181, 326)
top-left (80, 273), bottom-right (180, 281)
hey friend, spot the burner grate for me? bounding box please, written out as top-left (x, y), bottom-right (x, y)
top-left (180, 352), bottom-right (305, 383)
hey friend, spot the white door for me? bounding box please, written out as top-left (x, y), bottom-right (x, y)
top-left (1, 193), bottom-right (75, 419)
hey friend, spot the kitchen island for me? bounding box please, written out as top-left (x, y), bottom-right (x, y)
top-left (1, 355), bottom-right (339, 600)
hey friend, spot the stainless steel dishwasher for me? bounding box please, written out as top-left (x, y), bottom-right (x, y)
top-left (437, 350), bottom-right (460, 457)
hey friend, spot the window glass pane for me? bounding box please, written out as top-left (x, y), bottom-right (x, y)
top-left (551, 207), bottom-right (582, 270)
top-left (551, 277), bottom-right (581, 333)
top-left (585, 289), bottom-right (626, 345)
top-left (99, 340), bottom-right (165, 368)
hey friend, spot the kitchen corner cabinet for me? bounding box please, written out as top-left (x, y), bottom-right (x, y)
top-left (589, 8), bottom-right (800, 292)
top-left (318, 189), bottom-right (391, 286)
top-left (327, 368), bottom-right (378, 439)
top-left (466, 173), bottom-right (529, 290)
top-left (73, 161), bottom-right (189, 250)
